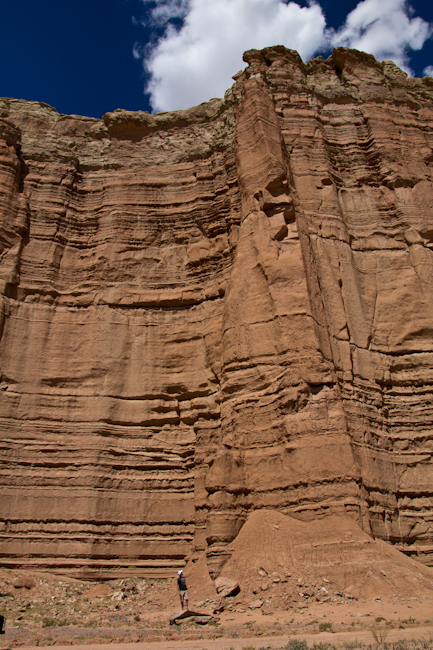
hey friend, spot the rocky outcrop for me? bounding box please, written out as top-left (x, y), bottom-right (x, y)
top-left (0, 47), bottom-right (433, 577)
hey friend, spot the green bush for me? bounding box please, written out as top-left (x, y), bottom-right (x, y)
top-left (42, 617), bottom-right (67, 627)
top-left (286, 640), bottom-right (308, 650)
top-left (319, 621), bottom-right (332, 632)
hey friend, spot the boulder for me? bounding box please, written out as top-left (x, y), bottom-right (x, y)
top-left (214, 576), bottom-right (240, 598)
top-left (169, 610), bottom-right (219, 625)
top-left (80, 584), bottom-right (112, 599)
top-left (13, 577), bottom-right (35, 590)
top-left (248, 599), bottom-right (263, 609)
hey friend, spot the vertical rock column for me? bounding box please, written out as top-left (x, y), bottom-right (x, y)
top-left (202, 66), bottom-right (362, 577)
top-left (261, 46), bottom-right (433, 564)
top-left (0, 119), bottom-right (28, 335)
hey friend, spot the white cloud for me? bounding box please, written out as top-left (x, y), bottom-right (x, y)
top-left (145, 0), bottom-right (190, 26)
top-left (132, 43), bottom-right (142, 60)
top-left (136, 0), bottom-right (432, 112)
top-left (424, 65), bottom-right (433, 77)
top-left (141, 0), bottom-right (327, 112)
top-left (332, 0), bottom-right (432, 73)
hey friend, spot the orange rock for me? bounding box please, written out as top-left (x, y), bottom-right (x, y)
top-left (0, 46), bottom-right (433, 579)
top-left (80, 584), bottom-right (112, 599)
top-left (214, 576), bottom-right (240, 597)
top-left (13, 577), bottom-right (35, 590)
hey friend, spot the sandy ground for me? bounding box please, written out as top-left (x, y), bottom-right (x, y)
top-left (1, 569), bottom-right (433, 649)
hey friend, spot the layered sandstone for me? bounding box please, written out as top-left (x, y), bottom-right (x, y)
top-left (0, 47), bottom-right (433, 578)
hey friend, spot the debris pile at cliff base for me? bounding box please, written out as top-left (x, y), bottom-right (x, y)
top-left (186, 509), bottom-right (433, 607)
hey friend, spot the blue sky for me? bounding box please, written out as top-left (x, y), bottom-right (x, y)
top-left (1, 0), bottom-right (432, 118)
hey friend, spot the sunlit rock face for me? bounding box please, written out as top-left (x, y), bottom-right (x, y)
top-left (1, 47), bottom-right (433, 578)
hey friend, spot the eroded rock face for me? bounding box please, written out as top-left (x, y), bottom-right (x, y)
top-left (1, 46), bottom-right (433, 577)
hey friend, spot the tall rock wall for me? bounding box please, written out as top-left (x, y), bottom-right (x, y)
top-left (1, 47), bottom-right (433, 577)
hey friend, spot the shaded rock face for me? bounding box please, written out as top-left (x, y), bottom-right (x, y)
top-left (0, 46), bottom-right (433, 577)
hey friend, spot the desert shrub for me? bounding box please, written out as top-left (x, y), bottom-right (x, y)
top-left (286, 640), bottom-right (308, 650)
top-left (319, 621), bottom-right (332, 632)
top-left (370, 627), bottom-right (389, 644)
top-left (401, 617), bottom-right (416, 624)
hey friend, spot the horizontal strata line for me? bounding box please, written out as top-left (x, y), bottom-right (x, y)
top-left (0, 474), bottom-right (194, 479)
top-left (0, 442), bottom-right (194, 451)
top-left (337, 338), bottom-right (433, 358)
top-left (34, 387), bottom-right (213, 400)
top-left (221, 433), bottom-right (350, 450)
top-left (0, 535), bottom-right (194, 540)
top-left (27, 187), bottom-right (229, 203)
top-left (11, 451), bottom-right (326, 465)
top-left (375, 419), bottom-right (433, 428)
top-left (350, 440), bottom-right (432, 455)
top-left (0, 443), bottom-right (190, 450)
top-left (0, 536), bottom-right (192, 560)
top-left (0, 554), bottom-right (194, 562)
top-left (370, 508), bottom-right (433, 517)
top-left (0, 442), bottom-right (198, 452)
top-left (0, 420), bottom-right (204, 432)
top-left (252, 476), bottom-right (360, 492)
top-left (0, 416), bottom-right (218, 429)
top-left (341, 384), bottom-right (433, 395)
top-left (0, 486), bottom-right (194, 494)
top-left (0, 476), bottom-right (194, 480)
top-left (0, 475), bottom-right (195, 482)
top-left (5, 292), bottom-right (225, 313)
top-left (0, 389), bottom-right (216, 400)
top-left (2, 536), bottom-right (194, 542)
top-left (99, 391), bottom-right (218, 402)
top-left (385, 423), bottom-right (433, 432)
top-left (368, 489), bottom-right (433, 499)
top-left (0, 477), bottom-right (195, 484)
top-left (0, 532), bottom-right (194, 540)
top-left (205, 476), bottom-right (359, 497)
top-left (349, 430), bottom-right (433, 441)
top-left (1, 522), bottom-right (194, 529)
top-left (0, 518), bottom-right (195, 526)
top-left (0, 466), bottom-right (195, 470)
top-left (1, 525), bottom-right (195, 532)
top-left (317, 235), bottom-right (413, 249)
top-left (371, 348), bottom-right (433, 358)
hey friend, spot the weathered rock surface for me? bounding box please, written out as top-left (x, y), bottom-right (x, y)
top-left (214, 576), bottom-right (240, 598)
top-left (219, 509), bottom-right (433, 602)
top-left (1, 46), bottom-right (433, 577)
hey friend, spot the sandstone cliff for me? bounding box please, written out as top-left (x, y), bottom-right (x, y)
top-left (1, 47), bottom-right (433, 578)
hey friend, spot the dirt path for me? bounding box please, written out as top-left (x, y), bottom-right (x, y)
top-left (13, 625), bottom-right (433, 650)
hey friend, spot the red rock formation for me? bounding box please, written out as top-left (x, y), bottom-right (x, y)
top-left (1, 47), bottom-right (433, 578)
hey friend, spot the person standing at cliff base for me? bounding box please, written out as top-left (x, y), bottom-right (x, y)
top-left (177, 570), bottom-right (189, 610)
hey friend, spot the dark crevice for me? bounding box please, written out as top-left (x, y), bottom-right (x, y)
top-left (15, 144), bottom-right (29, 193)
